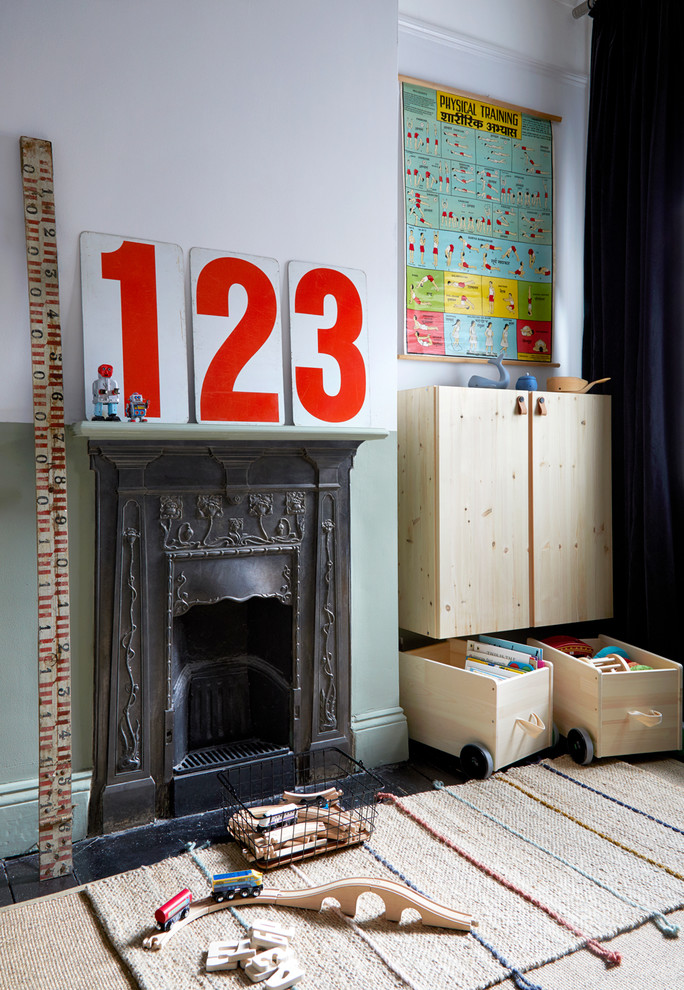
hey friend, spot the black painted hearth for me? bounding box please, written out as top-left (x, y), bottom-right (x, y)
top-left (86, 431), bottom-right (364, 835)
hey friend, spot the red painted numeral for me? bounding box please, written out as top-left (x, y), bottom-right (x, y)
top-left (101, 240), bottom-right (161, 417)
top-left (294, 268), bottom-right (366, 422)
top-left (197, 256), bottom-right (280, 422)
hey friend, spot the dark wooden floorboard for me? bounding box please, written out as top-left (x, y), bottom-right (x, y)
top-left (0, 859), bottom-right (13, 909)
top-left (3, 853), bottom-right (80, 904)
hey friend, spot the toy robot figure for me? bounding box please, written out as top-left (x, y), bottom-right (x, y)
top-left (91, 364), bottom-right (121, 420)
top-left (125, 393), bottom-right (150, 422)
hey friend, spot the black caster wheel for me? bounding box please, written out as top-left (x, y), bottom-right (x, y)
top-left (567, 726), bottom-right (594, 765)
top-left (460, 743), bottom-right (494, 780)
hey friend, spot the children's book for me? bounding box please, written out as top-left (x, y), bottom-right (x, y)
top-left (466, 638), bottom-right (536, 673)
top-left (477, 635), bottom-right (544, 668)
top-left (465, 656), bottom-right (525, 679)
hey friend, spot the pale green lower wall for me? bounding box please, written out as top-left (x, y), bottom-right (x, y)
top-left (0, 422), bottom-right (95, 857)
top-left (0, 424), bottom-right (95, 787)
top-left (0, 422), bottom-right (405, 857)
top-left (350, 432), bottom-right (408, 766)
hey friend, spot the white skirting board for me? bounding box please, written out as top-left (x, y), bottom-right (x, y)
top-left (0, 770), bottom-right (91, 860)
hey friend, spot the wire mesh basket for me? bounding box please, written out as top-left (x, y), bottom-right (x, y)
top-left (218, 747), bottom-right (384, 869)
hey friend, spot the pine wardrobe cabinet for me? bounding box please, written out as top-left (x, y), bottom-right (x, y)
top-left (397, 386), bottom-right (613, 638)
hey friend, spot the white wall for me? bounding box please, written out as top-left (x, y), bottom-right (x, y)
top-left (397, 0), bottom-right (592, 390)
top-left (0, 0), bottom-right (399, 428)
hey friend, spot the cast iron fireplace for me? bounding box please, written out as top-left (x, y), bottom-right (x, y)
top-left (86, 431), bottom-right (364, 835)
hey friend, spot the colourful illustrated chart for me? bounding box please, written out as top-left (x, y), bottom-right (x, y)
top-left (402, 80), bottom-right (554, 362)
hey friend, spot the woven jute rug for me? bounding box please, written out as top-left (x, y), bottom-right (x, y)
top-left (77, 755), bottom-right (684, 990)
top-left (0, 891), bottom-right (137, 990)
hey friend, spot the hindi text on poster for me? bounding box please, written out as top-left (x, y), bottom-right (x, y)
top-left (436, 92), bottom-right (522, 139)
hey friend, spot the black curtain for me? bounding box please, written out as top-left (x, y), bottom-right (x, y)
top-left (582, 0), bottom-right (684, 670)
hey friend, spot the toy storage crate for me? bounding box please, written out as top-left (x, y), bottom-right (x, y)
top-left (399, 638), bottom-right (554, 779)
top-left (529, 634), bottom-right (683, 764)
top-left (218, 747), bottom-right (383, 869)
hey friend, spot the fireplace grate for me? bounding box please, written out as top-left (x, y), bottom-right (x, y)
top-left (174, 739), bottom-right (289, 775)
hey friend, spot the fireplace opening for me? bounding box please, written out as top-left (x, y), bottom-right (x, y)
top-left (172, 596), bottom-right (293, 775)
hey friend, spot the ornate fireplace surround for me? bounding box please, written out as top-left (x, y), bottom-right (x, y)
top-left (82, 424), bottom-right (378, 835)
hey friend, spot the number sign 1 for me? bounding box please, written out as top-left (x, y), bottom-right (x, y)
top-left (289, 261), bottom-right (370, 426)
top-left (190, 248), bottom-right (285, 425)
top-left (80, 232), bottom-right (189, 422)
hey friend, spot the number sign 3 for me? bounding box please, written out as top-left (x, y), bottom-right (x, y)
top-left (81, 235), bottom-right (370, 425)
top-left (289, 261), bottom-right (369, 427)
top-left (80, 232), bottom-right (189, 422)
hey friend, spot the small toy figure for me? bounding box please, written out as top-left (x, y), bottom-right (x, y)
top-left (125, 392), bottom-right (150, 422)
top-left (92, 363), bottom-right (121, 420)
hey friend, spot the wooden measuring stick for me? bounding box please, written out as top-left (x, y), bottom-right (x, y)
top-left (20, 136), bottom-right (73, 879)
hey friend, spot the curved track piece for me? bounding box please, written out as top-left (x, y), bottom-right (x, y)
top-left (142, 877), bottom-right (474, 950)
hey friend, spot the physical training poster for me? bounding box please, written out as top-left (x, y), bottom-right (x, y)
top-left (401, 79), bottom-right (555, 362)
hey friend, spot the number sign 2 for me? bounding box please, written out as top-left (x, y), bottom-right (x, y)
top-left (81, 235), bottom-right (370, 426)
top-left (80, 232), bottom-right (189, 422)
top-left (190, 248), bottom-right (284, 424)
top-left (289, 261), bottom-right (369, 426)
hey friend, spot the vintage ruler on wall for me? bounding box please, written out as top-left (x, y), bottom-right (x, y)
top-left (20, 136), bottom-right (73, 879)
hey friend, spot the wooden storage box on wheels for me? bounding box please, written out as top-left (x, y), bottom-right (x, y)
top-left (528, 634), bottom-right (682, 764)
top-left (399, 638), bottom-right (553, 778)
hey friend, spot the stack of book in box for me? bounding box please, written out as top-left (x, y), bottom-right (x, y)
top-left (465, 636), bottom-right (545, 680)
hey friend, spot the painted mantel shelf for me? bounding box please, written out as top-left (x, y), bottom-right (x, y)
top-left (70, 422), bottom-right (389, 443)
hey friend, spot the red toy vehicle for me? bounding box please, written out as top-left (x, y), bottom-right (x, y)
top-left (154, 888), bottom-right (192, 931)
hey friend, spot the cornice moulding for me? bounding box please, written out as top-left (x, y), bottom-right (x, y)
top-left (399, 15), bottom-right (589, 90)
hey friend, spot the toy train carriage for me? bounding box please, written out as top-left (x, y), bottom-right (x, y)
top-left (253, 803), bottom-right (299, 833)
top-left (154, 888), bottom-right (192, 931)
top-left (211, 869), bottom-right (264, 902)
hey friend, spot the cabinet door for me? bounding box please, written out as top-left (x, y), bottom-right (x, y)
top-left (398, 386), bottom-right (440, 636)
top-left (530, 392), bottom-right (612, 626)
top-left (436, 388), bottom-right (530, 637)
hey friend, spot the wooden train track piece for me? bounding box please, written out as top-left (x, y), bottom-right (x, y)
top-left (281, 788), bottom-right (343, 805)
top-left (142, 876), bottom-right (474, 950)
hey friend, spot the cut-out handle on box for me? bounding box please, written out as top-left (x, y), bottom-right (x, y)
top-left (515, 712), bottom-right (546, 737)
top-left (627, 709), bottom-right (662, 728)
